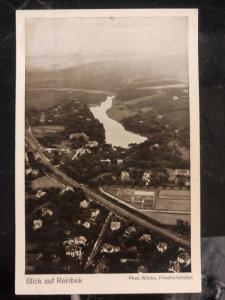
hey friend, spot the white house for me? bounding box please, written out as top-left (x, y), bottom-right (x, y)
top-left (79, 200), bottom-right (89, 209)
top-left (32, 219), bottom-right (43, 231)
top-left (177, 252), bottom-right (191, 267)
top-left (74, 236), bottom-right (87, 246)
top-left (101, 243), bottom-right (120, 253)
top-left (139, 233), bottom-right (151, 243)
top-left (41, 207), bottom-right (53, 217)
top-left (36, 190), bottom-right (46, 199)
top-left (110, 221), bottom-right (121, 231)
top-left (156, 242), bottom-right (168, 253)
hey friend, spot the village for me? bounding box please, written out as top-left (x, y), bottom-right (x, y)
top-left (25, 90), bottom-right (191, 274)
top-left (25, 147), bottom-right (191, 274)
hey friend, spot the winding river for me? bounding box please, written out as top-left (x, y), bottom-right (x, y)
top-left (90, 96), bottom-right (147, 148)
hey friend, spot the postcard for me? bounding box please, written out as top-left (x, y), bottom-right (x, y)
top-left (16, 9), bottom-right (201, 294)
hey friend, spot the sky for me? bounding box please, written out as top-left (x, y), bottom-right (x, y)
top-left (26, 17), bottom-right (188, 60)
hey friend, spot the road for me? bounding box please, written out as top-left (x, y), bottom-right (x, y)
top-left (25, 123), bottom-right (190, 248)
top-left (84, 212), bottom-right (113, 271)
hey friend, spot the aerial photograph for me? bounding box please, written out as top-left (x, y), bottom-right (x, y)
top-left (25, 16), bottom-right (191, 275)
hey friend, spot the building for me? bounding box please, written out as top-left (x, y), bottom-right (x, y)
top-left (177, 252), bottom-right (191, 266)
top-left (131, 190), bottom-right (156, 208)
top-left (142, 171), bottom-right (152, 184)
top-left (74, 236), bottom-right (87, 246)
top-left (139, 233), bottom-right (151, 243)
top-left (167, 168), bottom-right (190, 182)
top-left (124, 226), bottom-right (136, 237)
top-left (117, 159), bottom-right (123, 165)
top-left (121, 171), bottom-right (130, 182)
top-left (101, 243), bottom-right (120, 253)
top-left (32, 219), bottom-right (43, 231)
top-left (168, 260), bottom-right (180, 273)
top-left (100, 159), bottom-right (111, 164)
top-left (65, 245), bottom-right (82, 259)
top-left (156, 242), bottom-right (168, 253)
top-left (110, 221), bottom-right (121, 231)
top-left (87, 141), bottom-right (98, 148)
top-left (79, 199), bottom-right (89, 209)
top-left (151, 143), bottom-right (160, 150)
top-left (41, 207), bottom-right (53, 217)
top-left (36, 190), bottom-right (46, 199)
top-left (82, 221), bottom-right (91, 229)
top-left (40, 113), bottom-right (45, 123)
top-left (91, 209), bottom-right (100, 220)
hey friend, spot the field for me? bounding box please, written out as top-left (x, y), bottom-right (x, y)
top-left (104, 186), bottom-right (190, 212)
top-left (32, 125), bottom-right (65, 138)
top-left (31, 175), bottom-right (64, 190)
top-left (25, 89), bottom-right (107, 112)
top-left (107, 85), bottom-right (189, 131)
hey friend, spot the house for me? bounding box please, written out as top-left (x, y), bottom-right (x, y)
top-left (151, 143), bottom-right (160, 150)
top-left (91, 209), bottom-right (100, 220)
top-left (65, 245), bottom-right (82, 260)
top-left (177, 252), bottom-right (191, 266)
top-left (72, 148), bottom-right (91, 160)
top-left (26, 168), bottom-right (32, 175)
top-left (36, 190), bottom-right (46, 199)
top-left (63, 238), bottom-right (74, 246)
top-left (131, 190), bottom-right (156, 208)
top-left (168, 260), bottom-right (180, 273)
top-left (60, 186), bottom-right (74, 195)
top-left (157, 115), bottom-right (163, 120)
top-left (121, 171), bottom-right (130, 182)
top-left (110, 221), bottom-right (121, 231)
top-left (82, 221), bottom-right (91, 229)
top-left (79, 199), bottom-right (89, 209)
top-left (100, 159), bottom-right (111, 164)
top-left (101, 243), bottom-right (120, 253)
top-left (124, 226), bottom-right (136, 237)
top-left (142, 171), bottom-right (152, 184)
top-left (41, 207), bottom-right (53, 217)
top-left (74, 236), bottom-right (87, 246)
top-left (32, 169), bottom-right (39, 176)
top-left (167, 168), bottom-right (190, 182)
top-left (117, 159), bottom-right (123, 165)
top-left (139, 233), bottom-right (151, 243)
top-left (156, 242), bottom-right (168, 253)
top-left (40, 113), bottom-right (45, 123)
top-left (32, 219), bottom-right (43, 231)
top-left (87, 141), bottom-right (98, 148)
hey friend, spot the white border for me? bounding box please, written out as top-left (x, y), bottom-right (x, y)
top-left (15, 9), bottom-right (201, 295)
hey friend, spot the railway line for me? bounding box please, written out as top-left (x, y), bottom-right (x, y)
top-left (25, 123), bottom-right (190, 248)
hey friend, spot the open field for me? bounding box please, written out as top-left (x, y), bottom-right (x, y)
top-left (31, 175), bottom-right (64, 190)
top-left (104, 186), bottom-right (190, 212)
top-left (32, 125), bottom-right (65, 138)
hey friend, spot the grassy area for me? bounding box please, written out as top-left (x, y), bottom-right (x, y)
top-left (32, 125), bottom-right (65, 138)
top-left (31, 176), bottom-right (64, 190)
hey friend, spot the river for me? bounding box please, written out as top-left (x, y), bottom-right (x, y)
top-left (90, 96), bottom-right (147, 148)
